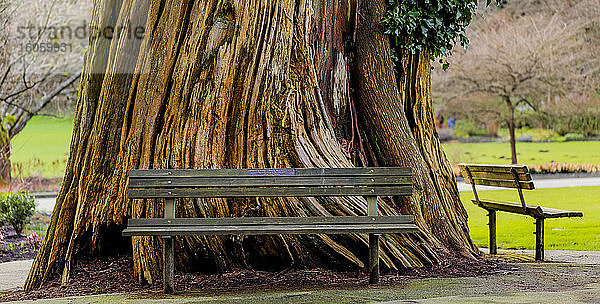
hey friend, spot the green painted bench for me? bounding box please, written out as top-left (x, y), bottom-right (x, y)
top-left (122, 167), bottom-right (418, 293)
top-left (460, 164), bottom-right (583, 260)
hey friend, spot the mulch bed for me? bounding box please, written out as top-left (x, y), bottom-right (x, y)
top-left (0, 247), bottom-right (36, 264)
top-left (0, 215), bottom-right (48, 263)
top-left (0, 254), bottom-right (501, 302)
top-left (0, 226), bottom-right (40, 264)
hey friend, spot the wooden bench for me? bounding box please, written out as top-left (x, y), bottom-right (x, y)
top-left (459, 164), bottom-right (583, 261)
top-left (122, 167), bottom-right (418, 293)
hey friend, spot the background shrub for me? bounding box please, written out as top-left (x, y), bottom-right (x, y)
top-left (564, 133), bottom-right (586, 142)
top-left (0, 192), bottom-right (36, 236)
top-left (454, 120), bottom-right (488, 138)
top-left (552, 115), bottom-right (600, 137)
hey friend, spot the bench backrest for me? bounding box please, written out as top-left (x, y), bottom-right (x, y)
top-left (128, 167), bottom-right (412, 199)
top-left (459, 164), bottom-right (533, 190)
top-left (459, 164), bottom-right (533, 209)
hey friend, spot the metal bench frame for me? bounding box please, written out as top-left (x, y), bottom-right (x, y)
top-left (460, 164), bottom-right (583, 261)
top-left (122, 167), bottom-right (418, 293)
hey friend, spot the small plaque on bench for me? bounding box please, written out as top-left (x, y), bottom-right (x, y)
top-left (247, 169), bottom-right (296, 176)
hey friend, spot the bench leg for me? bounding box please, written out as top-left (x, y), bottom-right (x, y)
top-left (163, 198), bottom-right (176, 293)
top-left (366, 196), bottom-right (380, 285)
top-left (163, 236), bottom-right (175, 294)
top-left (488, 210), bottom-right (497, 255)
top-left (535, 218), bottom-right (544, 261)
top-left (369, 233), bottom-right (380, 285)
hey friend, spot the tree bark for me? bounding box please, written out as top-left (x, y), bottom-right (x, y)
top-left (0, 117), bottom-right (11, 184)
top-left (26, 0), bottom-right (481, 290)
top-left (0, 135), bottom-right (9, 184)
top-left (354, 0), bottom-right (477, 260)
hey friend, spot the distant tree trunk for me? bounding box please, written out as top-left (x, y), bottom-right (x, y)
top-left (0, 134), bottom-right (9, 184)
top-left (0, 118), bottom-right (12, 184)
top-left (26, 0), bottom-right (479, 290)
top-left (504, 97), bottom-right (518, 164)
top-left (487, 121), bottom-right (499, 137)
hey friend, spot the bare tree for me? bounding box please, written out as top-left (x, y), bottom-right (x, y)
top-left (434, 1), bottom-right (599, 164)
top-left (0, 0), bottom-right (91, 182)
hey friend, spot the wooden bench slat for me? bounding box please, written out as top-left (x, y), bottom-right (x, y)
top-left (129, 176), bottom-right (412, 188)
top-left (127, 216), bottom-right (416, 227)
top-left (472, 199), bottom-right (538, 215)
top-left (459, 164), bottom-right (528, 174)
top-left (128, 186), bottom-right (413, 199)
top-left (460, 170), bottom-right (531, 182)
top-left (473, 199), bottom-right (583, 218)
top-left (463, 177), bottom-right (535, 190)
top-left (538, 207), bottom-right (584, 219)
top-left (129, 167), bottom-right (412, 178)
top-left (122, 223), bottom-right (419, 236)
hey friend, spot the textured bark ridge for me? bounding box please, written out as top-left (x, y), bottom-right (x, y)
top-left (25, 0), bottom-right (478, 290)
top-left (353, 0), bottom-right (477, 259)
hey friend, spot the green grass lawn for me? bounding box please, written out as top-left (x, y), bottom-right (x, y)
top-left (443, 141), bottom-right (600, 165)
top-left (11, 116), bottom-right (74, 178)
top-left (462, 186), bottom-right (600, 251)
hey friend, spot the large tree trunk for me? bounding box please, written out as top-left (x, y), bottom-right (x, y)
top-left (26, 0), bottom-right (479, 290)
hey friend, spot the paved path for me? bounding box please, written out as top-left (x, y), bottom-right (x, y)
top-left (5, 286), bottom-right (600, 304)
top-left (5, 264), bottom-right (600, 303)
top-left (3, 250), bottom-right (600, 302)
top-left (458, 176), bottom-right (600, 192)
top-left (34, 197), bottom-right (55, 214)
top-left (478, 248), bottom-right (600, 264)
top-left (0, 260), bottom-right (32, 291)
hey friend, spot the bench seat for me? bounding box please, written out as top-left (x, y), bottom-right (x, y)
top-left (472, 199), bottom-right (584, 219)
top-left (123, 216), bottom-right (418, 236)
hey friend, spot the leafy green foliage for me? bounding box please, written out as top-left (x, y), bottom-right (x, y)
top-left (454, 120), bottom-right (488, 138)
top-left (382, 0), bottom-right (500, 69)
top-left (564, 133), bottom-right (585, 142)
top-left (552, 115), bottom-right (600, 137)
top-left (0, 192), bottom-right (36, 236)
